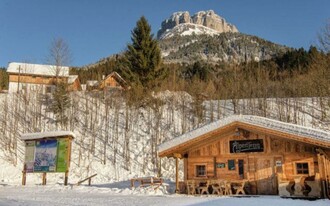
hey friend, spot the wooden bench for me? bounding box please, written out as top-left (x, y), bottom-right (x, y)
top-left (76, 174), bottom-right (97, 186)
top-left (131, 177), bottom-right (163, 189)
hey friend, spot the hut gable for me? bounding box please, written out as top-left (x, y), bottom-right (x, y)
top-left (159, 115), bottom-right (330, 157)
top-left (98, 72), bottom-right (130, 90)
top-left (67, 75), bottom-right (81, 91)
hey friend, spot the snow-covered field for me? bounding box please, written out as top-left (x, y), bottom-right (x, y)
top-left (1, 184), bottom-right (329, 206)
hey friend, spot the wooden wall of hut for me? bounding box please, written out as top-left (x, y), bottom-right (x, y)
top-left (184, 130), bottom-right (330, 195)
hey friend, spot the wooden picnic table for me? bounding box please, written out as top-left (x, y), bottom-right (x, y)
top-left (130, 177), bottom-right (163, 188)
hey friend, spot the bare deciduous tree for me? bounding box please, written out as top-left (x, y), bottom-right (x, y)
top-left (47, 38), bottom-right (72, 79)
top-left (46, 38), bottom-right (72, 129)
top-left (318, 19), bottom-right (330, 53)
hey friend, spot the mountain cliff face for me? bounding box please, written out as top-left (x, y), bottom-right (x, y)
top-left (157, 10), bottom-right (238, 39)
top-left (157, 10), bottom-right (290, 64)
top-left (82, 10), bottom-right (290, 67)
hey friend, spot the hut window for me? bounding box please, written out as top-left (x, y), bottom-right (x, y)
top-left (196, 165), bottom-right (206, 177)
top-left (228, 159), bottom-right (235, 171)
top-left (46, 86), bottom-right (52, 93)
top-left (296, 163), bottom-right (309, 175)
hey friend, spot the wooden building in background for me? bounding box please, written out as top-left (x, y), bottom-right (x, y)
top-left (68, 75), bottom-right (82, 91)
top-left (159, 115), bottom-right (330, 198)
top-left (98, 72), bottom-right (130, 91)
top-left (7, 62), bottom-right (70, 94)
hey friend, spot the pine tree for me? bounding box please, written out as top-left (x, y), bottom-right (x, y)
top-left (124, 16), bottom-right (163, 89)
top-left (50, 82), bottom-right (70, 128)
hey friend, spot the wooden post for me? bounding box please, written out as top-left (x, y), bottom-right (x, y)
top-left (22, 170), bottom-right (26, 186)
top-left (318, 153), bottom-right (325, 180)
top-left (64, 171), bottom-right (69, 186)
top-left (64, 138), bottom-right (72, 186)
top-left (175, 157), bottom-right (179, 193)
top-left (214, 157), bottom-right (217, 178)
top-left (158, 157), bottom-right (162, 178)
top-left (42, 173), bottom-right (47, 185)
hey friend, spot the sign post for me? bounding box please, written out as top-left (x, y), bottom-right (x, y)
top-left (20, 131), bottom-right (75, 186)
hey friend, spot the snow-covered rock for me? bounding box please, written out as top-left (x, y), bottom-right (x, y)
top-left (157, 10), bottom-right (238, 39)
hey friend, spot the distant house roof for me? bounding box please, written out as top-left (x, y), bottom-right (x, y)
top-left (20, 131), bottom-right (75, 141)
top-left (86, 80), bottom-right (99, 87)
top-left (68, 75), bottom-right (78, 84)
top-left (158, 115), bottom-right (330, 156)
top-left (7, 62), bottom-right (69, 77)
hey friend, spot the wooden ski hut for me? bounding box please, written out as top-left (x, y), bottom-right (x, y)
top-left (158, 115), bottom-right (330, 198)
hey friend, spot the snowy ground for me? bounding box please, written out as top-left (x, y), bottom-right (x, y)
top-left (1, 93), bottom-right (330, 205)
top-left (0, 184), bottom-right (329, 206)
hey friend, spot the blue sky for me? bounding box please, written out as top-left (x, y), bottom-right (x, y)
top-left (0, 0), bottom-right (329, 67)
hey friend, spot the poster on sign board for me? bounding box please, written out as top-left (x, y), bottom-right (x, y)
top-left (24, 141), bottom-right (35, 172)
top-left (34, 139), bottom-right (58, 172)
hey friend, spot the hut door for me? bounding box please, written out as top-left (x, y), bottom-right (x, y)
top-left (255, 157), bottom-right (276, 195)
top-left (238, 159), bottom-right (244, 179)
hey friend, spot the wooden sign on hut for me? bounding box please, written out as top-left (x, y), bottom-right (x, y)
top-left (20, 131), bottom-right (75, 186)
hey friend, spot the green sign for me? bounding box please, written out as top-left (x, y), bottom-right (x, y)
top-left (216, 163), bottom-right (226, 168)
top-left (56, 139), bottom-right (69, 172)
top-left (228, 159), bottom-right (235, 170)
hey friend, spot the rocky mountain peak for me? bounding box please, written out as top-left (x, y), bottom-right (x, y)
top-left (157, 10), bottom-right (238, 39)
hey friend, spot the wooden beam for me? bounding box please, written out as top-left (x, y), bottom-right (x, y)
top-left (175, 157), bottom-right (179, 193)
top-left (173, 153), bottom-right (182, 158)
top-left (22, 170), bottom-right (26, 186)
top-left (64, 171), bottom-right (69, 186)
top-left (316, 148), bottom-right (330, 159)
top-left (76, 174), bottom-right (97, 186)
top-left (42, 173), bottom-right (47, 185)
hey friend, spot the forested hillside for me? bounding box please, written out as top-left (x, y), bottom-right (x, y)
top-left (72, 46), bottom-right (330, 100)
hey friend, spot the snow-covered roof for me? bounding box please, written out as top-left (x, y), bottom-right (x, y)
top-left (101, 72), bottom-right (129, 88)
top-left (86, 80), bottom-right (99, 86)
top-left (7, 62), bottom-right (69, 77)
top-left (68, 75), bottom-right (78, 84)
top-left (158, 115), bottom-right (330, 154)
top-left (20, 131), bottom-right (75, 141)
top-left (107, 72), bottom-right (127, 84)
